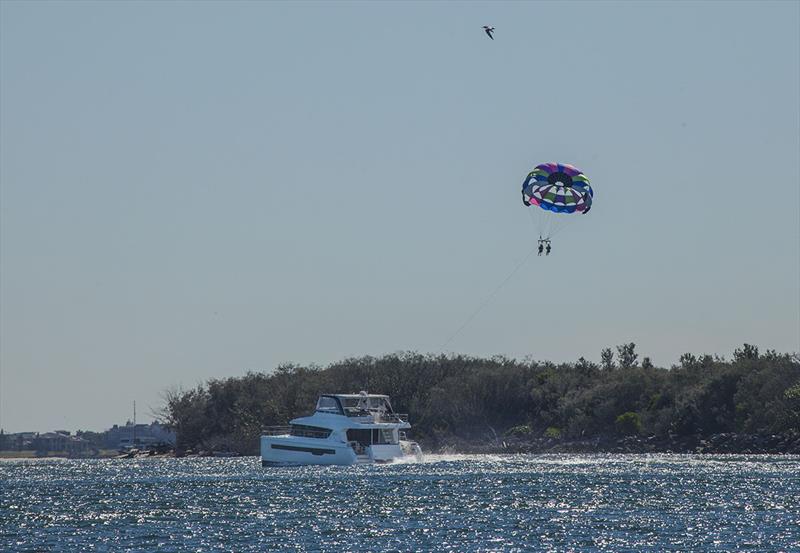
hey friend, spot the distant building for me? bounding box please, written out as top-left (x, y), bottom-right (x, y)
top-left (105, 421), bottom-right (175, 450)
top-left (0, 422), bottom-right (176, 453)
top-left (32, 432), bottom-right (91, 455)
top-left (2, 432), bottom-right (39, 451)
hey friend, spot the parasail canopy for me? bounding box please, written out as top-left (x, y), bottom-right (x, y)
top-left (522, 162), bottom-right (593, 215)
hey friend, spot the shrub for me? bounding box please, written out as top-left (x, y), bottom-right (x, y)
top-left (544, 427), bottom-right (562, 439)
top-left (504, 424), bottom-right (532, 437)
top-left (615, 412), bottom-right (642, 436)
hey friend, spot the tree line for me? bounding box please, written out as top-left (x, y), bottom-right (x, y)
top-left (160, 344), bottom-right (800, 454)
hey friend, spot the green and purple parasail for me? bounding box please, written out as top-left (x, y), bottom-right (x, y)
top-left (522, 162), bottom-right (593, 215)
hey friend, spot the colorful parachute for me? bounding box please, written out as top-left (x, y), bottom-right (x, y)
top-left (522, 162), bottom-right (593, 239)
top-left (522, 162), bottom-right (592, 214)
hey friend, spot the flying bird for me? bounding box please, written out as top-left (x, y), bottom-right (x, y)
top-left (483, 26), bottom-right (495, 40)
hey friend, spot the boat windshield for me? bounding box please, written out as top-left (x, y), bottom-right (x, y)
top-left (340, 396), bottom-right (392, 416)
top-left (315, 396), bottom-right (343, 415)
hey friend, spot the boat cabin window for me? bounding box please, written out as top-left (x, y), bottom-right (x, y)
top-left (373, 428), bottom-right (396, 445)
top-left (345, 428), bottom-right (398, 446)
top-left (315, 396), bottom-right (344, 415)
top-left (346, 429), bottom-right (371, 446)
top-left (290, 424), bottom-right (332, 439)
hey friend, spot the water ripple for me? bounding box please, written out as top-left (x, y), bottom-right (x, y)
top-left (2, 454), bottom-right (798, 552)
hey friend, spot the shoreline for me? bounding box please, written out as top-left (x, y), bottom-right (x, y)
top-left (3, 432), bottom-right (799, 459)
top-left (428, 431), bottom-right (800, 456)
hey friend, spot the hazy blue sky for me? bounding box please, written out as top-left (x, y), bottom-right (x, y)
top-left (1, 1), bottom-right (798, 433)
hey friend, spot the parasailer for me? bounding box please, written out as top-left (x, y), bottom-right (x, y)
top-left (522, 162), bottom-right (593, 245)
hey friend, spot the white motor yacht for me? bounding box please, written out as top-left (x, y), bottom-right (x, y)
top-left (260, 392), bottom-right (424, 466)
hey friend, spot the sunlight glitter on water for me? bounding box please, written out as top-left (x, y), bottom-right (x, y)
top-left (2, 454), bottom-right (799, 552)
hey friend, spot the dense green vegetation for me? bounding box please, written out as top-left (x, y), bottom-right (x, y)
top-left (160, 344), bottom-right (800, 454)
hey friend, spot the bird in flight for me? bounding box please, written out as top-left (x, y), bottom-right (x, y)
top-left (483, 26), bottom-right (495, 40)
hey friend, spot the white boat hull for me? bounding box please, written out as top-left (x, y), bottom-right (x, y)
top-left (261, 435), bottom-right (358, 466)
top-left (260, 436), bottom-right (423, 466)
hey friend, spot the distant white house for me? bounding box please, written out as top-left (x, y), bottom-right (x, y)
top-left (105, 421), bottom-right (175, 450)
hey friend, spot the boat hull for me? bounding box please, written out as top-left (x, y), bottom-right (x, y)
top-left (260, 435), bottom-right (358, 466)
top-left (260, 436), bottom-right (423, 466)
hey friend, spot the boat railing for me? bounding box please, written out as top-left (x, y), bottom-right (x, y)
top-left (376, 413), bottom-right (409, 424)
top-left (262, 426), bottom-right (291, 436)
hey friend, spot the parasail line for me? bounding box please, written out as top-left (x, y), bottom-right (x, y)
top-left (439, 244), bottom-right (539, 351)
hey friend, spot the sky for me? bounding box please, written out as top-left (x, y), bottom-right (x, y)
top-left (1, 1), bottom-right (798, 433)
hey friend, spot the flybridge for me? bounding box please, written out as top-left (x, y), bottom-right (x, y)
top-left (315, 393), bottom-right (406, 422)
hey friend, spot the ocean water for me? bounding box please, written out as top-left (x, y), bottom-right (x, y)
top-left (2, 454), bottom-right (798, 552)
